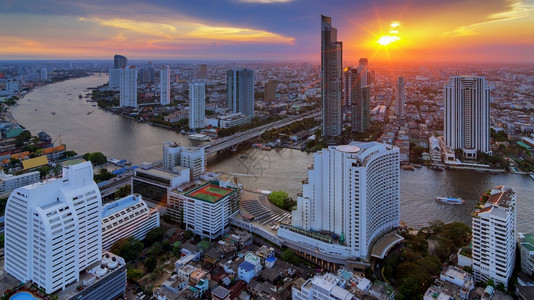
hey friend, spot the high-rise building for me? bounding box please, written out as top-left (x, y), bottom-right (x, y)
top-left (472, 185), bottom-right (516, 287)
top-left (4, 162), bottom-right (103, 294)
top-left (227, 69), bottom-right (255, 117)
top-left (180, 147), bottom-right (205, 179)
top-left (113, 54), bottom-right (127, 69)
top-left (278, 142), bottom-right (400, 263)
top-left (264, 81), bottom-right (276, 103)
top-left (120, 66), bottom-right (137, 108)
top-left (444, 76), bottom-right (491, 156)
top-left (518, 232), bottom-right (534, 277)
top-left (160, 66), bottom-right (170, 106)
top-left (40, 67), bottom-right (47, 81)
top-left (163, 141), bottom-right (182, 171)
top-left (396, 77), bottom-right (405, 117)
top-left (344, 63), bottom-right (370, 132)
top-left (321, 15), bottom-right (343, 138)
top-left (109, 69), bottom-right (121, 89)
top-left (196, 64), bottom-right (208, 80)
top-left (189, 83), bottom-right (206, 130)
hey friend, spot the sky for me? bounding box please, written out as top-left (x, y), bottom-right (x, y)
top-left (1, 0), bottom-right (534, 63)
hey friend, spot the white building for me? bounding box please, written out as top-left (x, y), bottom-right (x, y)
top-left (218, 113), bottom-right (252, 129)
top-left (180, 147), bottom-right (205, 179)
top-left (472, 185), bottom-right (516, 287)
top-left (101, 194), bottom-right (160, 251)
top-left (238, 261), bottom-right (255, 283)
top-left (396, 76), bottom-right (405, 117)
top-left (163, 141), bottom-right (182, 171)
top-left (518, 233), bottom-right (534, 277)
top-left (160, 66), bottom-right (170, 106)
top-left (428, 136), bottom-right (442, 164)
top-left (279, 142), bottom-right (400, 262)
top-left (292, 273), bottom-right (356, 300)
top-left (189, 83), bottom-right (206, 130)
top-left (444, 76), bottom-right (491, 156)
top-left (6, 81), bottom-right (19, 94)
top-left (120, 66), bottom-right (137, 108)
top-left (40, 67), bottom-right (48, 81)
top-left (4, 162), bottom-right (102, 294)
top-left (0, 170), bottom-right (40, 195)
top-left (108, 69), bottom-right (121, 89)
top-left (440, 266), bottom-right (475, 300)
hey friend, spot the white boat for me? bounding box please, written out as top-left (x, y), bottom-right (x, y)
top-left (529, 173), bottom-right (534, 181)
top-left (435, 197), bottom-right (464, 205)
top-left (188, 133), bottom-right (211, 141)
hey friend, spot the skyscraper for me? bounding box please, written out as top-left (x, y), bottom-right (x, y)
top-left (321, 15), bottom-right (342, 138)
top-left (444, 76), bottom-right (491, 156)
top-left (472, 185), bottom-right (516, 287)
top-left (279, 142), bottom-right (400, 262)
top-left (196, 64), bottom-right (208, 80)
top-left (189, 83), bottom-right (206, 130)
top-left (113, 54), bottom-right (127, 69)
top-left (345, 61), bottom-right (370, 132)
top-left (120, 66), bottom-right (137, 108)
top-left (4, 162), bottom-right (102, 294)
top-left (264, 81), bottom-right (276, 103)
top-left (163, 141), bottom-right (182, 171)
top-left (396, 77), bottom-right (405, 117)
top-left (227, 69), bottom-right (254, 117)
top-left (160, 65), bottom-right (170, 106)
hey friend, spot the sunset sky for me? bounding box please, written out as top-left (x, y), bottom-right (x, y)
top-left (1, 0), bottom-right (534, 62)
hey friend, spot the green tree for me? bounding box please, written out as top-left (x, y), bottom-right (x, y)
top-left (52, 164), bottom-right (62, 176)
top-left (114, 185), bottom-right (131, 199)
top-left (88, 152), bottom-right (107, 165)
top-left (127, 267), bottom-right (143, 280)
top-left (398, 277), bottom-right (421, 300)
top-left (144, 256), bottom-right (157, 272)
top-left (268, 190), bottom-right (292, 211)
top-left (93, 168), bottom-right (116, 183)
top-left (486, 278), bottom-right (495, 287)
top-left (183, 230), bottom-right (194, 240)
top-left (37, 165), bottom-right (52, 179)
top-left (173, 246), bottom-right (182, 256)
top-left (281, 248), bottom-right (301, 265)
top-left (110, 237), bottom-right (144, 262)
top-left (144, 227), bottom-right (166, 247)
top-left (18, 130), bottom-right (32, 141)
top-left (0, 233), bottom-right (4, 248)
top-left (64, 151), bottom-right (77, 158)
top-left (82, 153), bottom-right (91, 161)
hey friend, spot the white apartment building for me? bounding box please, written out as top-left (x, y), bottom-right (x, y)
top-left (472, 185), bottom-right (516, 287)
top-left (160, 66), bottom-right (170, 106)
top-left (428, 136), bottom-right (442, 164)
top-left (120, 66), bottom-right (138, 108)
top-left (0, 170), bottom-right (40, 194)
top-left (279, 141), bottom-right (400, 262)
top-left (180, 147), bottom-right (205, 179)
top-left (444, 76), bottom-right (491, 156)
top-left (189, 83), bottom-right (206, 130)
top-left (101, 194), bottom-right (160, 251)
top-left (163, 141), bottom-right (182, 171)
top-left (4, 162), bottom-right (102, 294)
top-left (518, 232), bottom-right (534, 277)
top-left (292, 273), bottom-right (356, 300)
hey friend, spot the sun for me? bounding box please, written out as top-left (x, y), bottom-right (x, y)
top-left (377, 35), bottom-right (400, 46)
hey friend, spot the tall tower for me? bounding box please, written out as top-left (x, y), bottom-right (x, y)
top-left (290, 142), bottom-right (400, 259)
top-left (113, 54), bottom-right (127, 69)
top-left (160, 66), bottom-right (170, 106)
top-left (120, 66), bottom-right (138, 108)
top-left (227, 69), bottom-right (255, 117)
top-left (196, 64), bottom-right (208, 80)
top-left (345, 61), bottom-right (370, 132)
top-left (321, 15), bottom-right (342, 138)
top-left (163, 141), bottom-right (181, 171)
top-left (109, 54), bottom-right (127, 89)
top-left (189, 83), bottom-right (206, 130)
top-left (4, 162), bottom-right (102, 294)
top-left (472, 185), bottom-right (516, 287)
top-left (264, 81), bottom-right (276, 103)
top-left (396, 77), bottom-right (405, 117)
top-left (444, 76), bottom-right (490, 154)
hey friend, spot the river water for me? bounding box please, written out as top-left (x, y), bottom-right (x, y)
top-left (11, 75), bottom-right (534, 232)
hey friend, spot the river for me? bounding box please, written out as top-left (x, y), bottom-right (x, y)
top-left (11, 74), bottom-right (534, 232)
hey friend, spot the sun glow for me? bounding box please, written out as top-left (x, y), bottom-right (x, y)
top-left (377, 35), bottom-right (400, 46)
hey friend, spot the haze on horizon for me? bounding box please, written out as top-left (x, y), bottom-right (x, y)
top-left (1, 0), bottom-right (534, 63)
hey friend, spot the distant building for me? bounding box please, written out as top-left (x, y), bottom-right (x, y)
top-left (109, 54), bottom-right (127, 89)
top-left (160, 66), bottom-right (170, 106)
top-left (4, 162), bottom-right (102, 294)
top-left (396, 77), bottom-right (405, 117)
top-left (439, 266), bottom-right (475, 300)
top-left (113, 54), bottom-right (127, 69)
top-left (428, 136), bottom-right (442, 163)
top-left (444, 76), bottom-right (491, 156)
top-left (120, 66), bottom-right (137, 108)
top-left (518, 233), bottom-right (534, 277)
top-left (264, 81), bottom-right (276, 103)
top-left (180, 147), bottom-right (205, 180)
top-left (472, 185), bottom-right (516, 287)
top-left (196, 64), bottom-right (208, 80)
top-left (189, 83), bottom-right (206, 130)
top-left (238, 261), bottom-right (256, 283)
top-left (101, 194), bottom-right (160, 251)
top-left (321, 15), bottom-right (342, 138)
top-left (0, 170), bottom-right (40, 195)
top-left (292, 273), bottom-right (356, 300)
top-left (163, 141), bottom-right (182, 171)
top-left (344, 62), bottom-right (370, 132)
top-left (40, 67), bottom-right (47, 81)
top-left (227, 69), bottom-right (254, 117)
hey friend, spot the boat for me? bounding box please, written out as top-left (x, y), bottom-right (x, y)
top-left (92, 104), bottom-right (97, 107)
top-left (34, 108), bottom-right (37, 111)
top-left (51, 111), bottom-right (56, 115)
top-left (431, 165), bottom-right (444, 171)
top-left (435, 197), bottom-right (464, 205)
top-left (252, 143), bottom-right (272, 151)
top-left (87, 111), bottom-right (92, 115)
top-left (188, 133), bottom-right (211, 141)
top-left (78, 94), bottom-right (83, 99)
top-left (401, 164), bottom-right (414, 171)
top-left (530, 174), bottom-right (534, 181)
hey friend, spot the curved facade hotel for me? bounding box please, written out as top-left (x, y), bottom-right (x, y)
top-left (278, 141), bottom-right (400, 262)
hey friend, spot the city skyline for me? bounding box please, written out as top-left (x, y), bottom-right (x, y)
top-left (1, 0), bottom-right (534, 62)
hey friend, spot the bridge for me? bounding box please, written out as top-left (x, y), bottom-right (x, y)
top-left (203, 110), bottom-right (320, 155)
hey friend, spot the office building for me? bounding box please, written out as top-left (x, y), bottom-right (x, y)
top-left (264, 81), bottom-right (276, 103)
top-left (396, 77), bottom-right (405, 117)
top-left (113, 54), bottom-right (127, 69)
top-left (518, 233), bottom-right (534, 277)
top-left (444, 76), bottom-right (491, 156)
top-left (196, 64), bottom-right (208, 80)
top-left (216, 113), bottom-right (252, 129)
top-left (189, 83), bottom-right (206, 130)
top-left (227, 69), bottom-right (254, 117)
top-left (321, 15), bottom-right (343, 138)
top-left (344, 63), bottom-right (370, 132)
top-left (163, 141), bottom-right (182, 171)
top-left (278, 142), bottom-right (400, 265)
top-left (0, 170), bottom-right (40, 195)
top-left (4, 162), bottom-right (102, 294)
top-left (472, 185), bottom-right (516, 287)
top-left (131, 166), bottom-right (190, 210)
top-left (180, 147), bottom-right (205, 179)
top-left (160, 65), bottom-right (170, 106)
top-left (101, 194), bottom-right (160, 251)
top-left (119, 66), bottom-right (137, 108)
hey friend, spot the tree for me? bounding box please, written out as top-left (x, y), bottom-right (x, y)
top-left (37, 165), bottom-right (52, 179)
top-left (64, 151), bottom-right (77, 158)
top-left (110, 237), bottom-right (144, 262)
top-left (88, 152), bottom-right (107, 165)
top-left (18, 130), bottom-right (32, 141)
top-left (52, 164), bottom-right (63, 176)
top-left (144, 256), bottom-right (157, 272)
top-left (114, 185), bottom-right (131, 199)
top-left (183, 230), bottom-right (194, 240)
top-left (281, 248), bottom-right (301, 265)
top-left (268, 190), bottom-right (292, 211)
top-left (82, 153), bottom-right (91, 161)
top-left (486, 278), bottom-right (495, 288)
top-left (93, 168), bottom-right (116, 183)
top-left (144, 227), bottom-right (166, 247)
top-left (398, 277), bottom-right (420, 300)
top-left (173, 246), bottom-right (182, 256)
